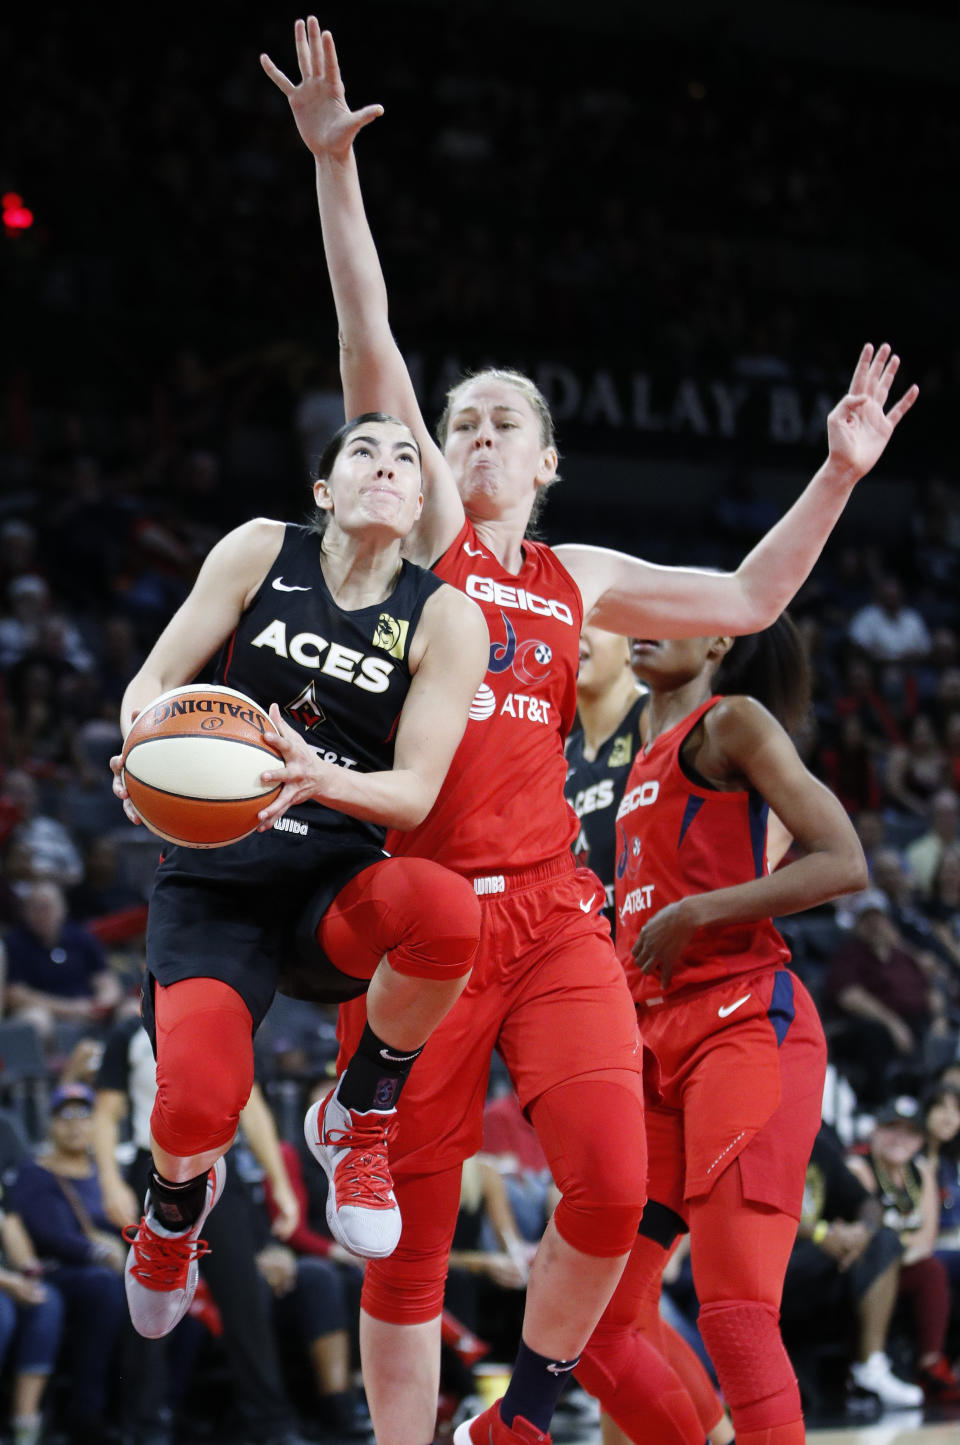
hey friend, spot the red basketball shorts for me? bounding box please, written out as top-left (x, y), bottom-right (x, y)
top-left (337, 854), bottom-right (642, 1177)
top-left (638, 968), bottom-right (826, 1219)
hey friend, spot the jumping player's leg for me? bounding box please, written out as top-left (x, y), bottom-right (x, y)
top-left (126, 975), bottom-right (255, 1339)
top-left (691, 1161), bottom-right (803, 1445)
top-left (305, 858), bottom-right (480, 1259)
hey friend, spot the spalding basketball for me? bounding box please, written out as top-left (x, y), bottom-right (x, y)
top-left (121, 685), bottom-right (283, 848)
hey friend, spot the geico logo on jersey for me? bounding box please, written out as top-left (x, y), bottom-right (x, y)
top-left (251, 619), bottom-right (395, 693)
top-left (466, 575), bottom-right (575, 626)
top-left (617, 780), bottom-right (660, 818)
top-left (572, 779), bottom-right (615, 816)
top-left (619, 884), bottom-right (655, 920)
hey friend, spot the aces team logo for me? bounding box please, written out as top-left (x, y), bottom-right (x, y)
top-left (373, 613), bottom-right (409, 660)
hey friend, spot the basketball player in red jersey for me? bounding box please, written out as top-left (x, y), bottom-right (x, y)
top-left (109, 414), bottom-right (489, 1338)
top-left (581, 618), bottom-right (867, 1445)
top-left (262, 20), bottom-right (917, 1445)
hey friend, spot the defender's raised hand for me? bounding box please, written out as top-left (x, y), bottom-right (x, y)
top-left (826, 342), bottom-right (919, 483)
top-left (261, 16), bottom-right (383, 163)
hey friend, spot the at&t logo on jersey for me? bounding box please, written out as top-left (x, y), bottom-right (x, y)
top-left (619, 883), bottom-right (655, 921)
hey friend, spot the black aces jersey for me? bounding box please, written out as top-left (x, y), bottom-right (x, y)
top-left (216, 522), bottom-right (444, 847)
top-left (564, 693), bottom-right (647, 919)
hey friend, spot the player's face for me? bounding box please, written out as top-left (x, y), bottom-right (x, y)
top-left (315, 421), bottom-right (423, 540)
top-left (442, 379), bottom-right (557, 523)
top-left (578, 625), bottom-right (633, 697)
top-left (628, 636), bottom-right (716, 690)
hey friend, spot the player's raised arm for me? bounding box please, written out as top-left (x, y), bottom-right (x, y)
top-left (261, 18), bottom-right (464, 564)
top-left (557, 343), bottom-right (918, 638)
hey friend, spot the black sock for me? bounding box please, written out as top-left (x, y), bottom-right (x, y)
top-left (500, 1339), bottom-right (580, 1433)
top-left (336, 1022), bottom-right (424, 1113)
top-left (149, 1169), bottom-right (208, 1230)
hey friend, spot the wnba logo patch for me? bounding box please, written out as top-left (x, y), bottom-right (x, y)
top-left (373, 613), bottom-right (409, 660)
top-left (374, 1077), bottom-right (400, 1109)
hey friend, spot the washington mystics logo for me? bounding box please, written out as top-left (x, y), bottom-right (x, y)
top-left (615, 827), bottom-right (643, 881)
top-left (488, 612), bottom-right (553, 684)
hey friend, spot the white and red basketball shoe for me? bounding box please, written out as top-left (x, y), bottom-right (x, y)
top-left (123, 1157), bottom-right (226, 1339)
top-left (304, 1079), bottom-right (400, 1258)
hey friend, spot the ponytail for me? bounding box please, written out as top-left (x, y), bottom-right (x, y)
top-left (713, 613), bottom-right (811, 736)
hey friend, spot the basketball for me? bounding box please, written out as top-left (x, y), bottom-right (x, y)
top-left (121, 684), bottom-right (283, 848)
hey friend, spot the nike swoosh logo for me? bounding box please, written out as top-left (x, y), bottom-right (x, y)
top-left (272, 577), bottom-right (312, 592)
top-left (463, 543), bottom-right (487, 557)
top-left (579, 896), bottom-right (594, 913)
top-left (379, 1047), bottom-right (421, 1064)
top-left (718, 994), bottom-right (751, 1018)
top-left (545, 1360), bottom-right (578, 1375)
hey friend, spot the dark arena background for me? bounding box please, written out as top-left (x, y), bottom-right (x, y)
top-left (1, 3), bottom-right (959, 1444)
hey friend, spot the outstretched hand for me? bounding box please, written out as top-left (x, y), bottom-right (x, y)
top-left (261, 16), bottom-right (383, 162)
top-left (826, 342), bottom-right (919, 483)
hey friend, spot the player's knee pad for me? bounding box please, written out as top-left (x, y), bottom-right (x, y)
top-left (538, 1079), bottom-right (647, 1257)
top-left (577, 1328), bottom-right (703, 1445)
top-left (360, 1244), bottom-right (450, 1324)
top-left (697, 1300), bottom-right (800, 1432)
top-left (383, 859), bottom-right (481, 981)
top-left (152, 980), bottom-right (254, 1156)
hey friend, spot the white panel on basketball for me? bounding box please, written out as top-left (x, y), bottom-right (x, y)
top-left (126, 737), bottom-right (276, 800)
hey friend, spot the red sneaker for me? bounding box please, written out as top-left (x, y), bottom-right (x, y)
top-left (453, 1402), bottom-right (551, 1445)
top-left (919, 1354), bottom-right (960, 1403)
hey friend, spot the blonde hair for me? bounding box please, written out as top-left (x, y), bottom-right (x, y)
top-left (436, 369), bottom-right (560, 535)
top-left (436, 368), bottom-right (556, 451)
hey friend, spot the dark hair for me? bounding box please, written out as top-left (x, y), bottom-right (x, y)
top-left (712, 612), bottom-right (811, 737)
top-left (923, 1083), bottom-right (960, 1160)
top-left (307, 413), bottom-right (421, 536)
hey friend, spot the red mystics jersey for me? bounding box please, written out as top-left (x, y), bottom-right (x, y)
top-left (385, 518), bottom-right (582, 874)
top-left (615, 695), bottom-right (789, 1002)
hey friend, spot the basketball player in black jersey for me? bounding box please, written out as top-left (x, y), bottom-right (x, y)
top-left (110, 413), bottom-right (489, 1339)
top-left (565, 626), bottom-right (648, 923)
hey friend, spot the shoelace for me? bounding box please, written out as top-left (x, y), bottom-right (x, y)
top-left (122, 1218), bottom-right (211, 1289)
top-left (324, 1114), bottom-right (398, 1209)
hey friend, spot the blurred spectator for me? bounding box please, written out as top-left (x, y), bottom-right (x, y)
top-left (905, 788), bottom-right (960, 898)
top-left (846, 1096), bottom-right (960, 1404)
top-left (480, 1088), bottom-right (559, 1249)
top-left (814, 713), bottom-right (882, 817)
top-left (831, 657), bottom-right (903, 752)
top-left (0, 772), bottom-right (83, 885)
top-left (2, 880), bottom-right (122, 1045)
top-left (0, 575), bottom-right (93, 676)
top-left (922, 1083), bottom-right (960, 1288)
top-left (781, 1123), bottom-right (921, 1410)
top-left (870, 845), bottom-right (960, 982)
top-left (848, 576), bottom-right (932, 667)
top-left (824, 890), bottom-right (954, 1103)
top-left (852, 809), bottom-right (887, 878)
top-left (0, 1178), bottom-right (64, 1445)
top-left (11, 1082), bottom-right (127, 1444)
top-left (883, 714), bottom-right (951, 820)
top-left (929, 850), bottom-right (960, 960)
top-left (3, 654), bottom-right (91, 787)
top-left (67, 834), bottom-right (147, 924)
